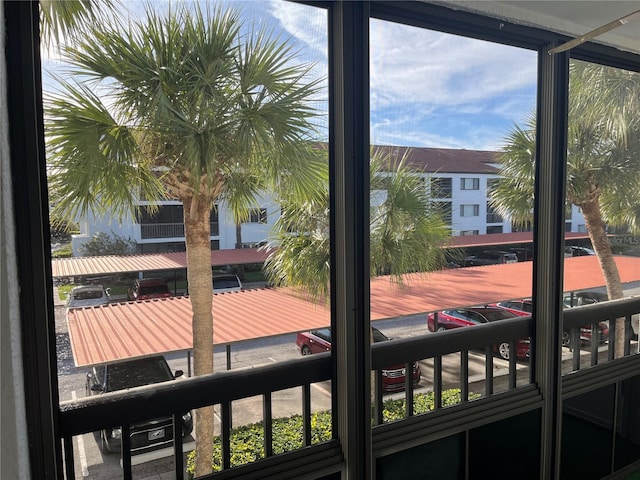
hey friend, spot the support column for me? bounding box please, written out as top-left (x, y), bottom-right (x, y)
top-left (534, 45), bottom-right (569, 480)
top-left (328, 2), bottom-right (371, 478)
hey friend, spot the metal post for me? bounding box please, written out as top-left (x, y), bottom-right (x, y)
top-left (329, 2), bottom-right (372, 477)
top-left (535, 43), bottom-right (569, 480)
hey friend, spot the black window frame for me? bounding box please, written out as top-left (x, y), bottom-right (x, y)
top-left (6, 1), bottom-right (640, 479)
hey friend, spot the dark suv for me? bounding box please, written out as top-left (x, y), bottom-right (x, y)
top-left (127, 278), bottom-right (172, 301)
top-left (85, 356), bottom-right (193, 455)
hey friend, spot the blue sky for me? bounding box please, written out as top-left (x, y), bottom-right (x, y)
top-left (42, 0), bottom-right (538, 152)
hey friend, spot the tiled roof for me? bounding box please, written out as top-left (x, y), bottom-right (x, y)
top-left (67, 255), bottom-right (640, 367)
top-left (52, 248), bottom-right (271, 277)
top-left (373, 146), bottom-right (500, 174)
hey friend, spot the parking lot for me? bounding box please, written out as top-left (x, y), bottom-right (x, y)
top-left (56, 283), bottom-right (640, 479)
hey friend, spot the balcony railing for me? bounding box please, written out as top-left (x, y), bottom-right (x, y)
top-left (486, 213), bottom-right (503, 224)
top-left (57, 297), bottom-right (640, 479)
top-left (140, 222), bottom-right (220, 239)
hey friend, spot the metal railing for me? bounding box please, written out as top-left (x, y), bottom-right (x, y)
top-left (57, 296), bottom-right (640, 479)
top-left (140, 222), bottom-right (220, 239)
top-left (563, 296), bottom-right (640, 372)
top-left (371, 314), bottom-right (533, 425)
top-left (486, 213), bottom-right (503, 223)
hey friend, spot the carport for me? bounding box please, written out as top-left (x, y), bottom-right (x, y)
top-left (67, 255), bottom-right (640, 370)
top-left (53, 248), bottom-right (269, 277)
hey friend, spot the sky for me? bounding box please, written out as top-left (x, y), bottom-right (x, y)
top-left (42, 0), bottom-right (539, 153)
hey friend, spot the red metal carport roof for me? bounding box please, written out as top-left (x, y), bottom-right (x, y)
top-left (67, 255), bottom-right (640, 367)
top-left (52, 248), bottom-right (271, 277)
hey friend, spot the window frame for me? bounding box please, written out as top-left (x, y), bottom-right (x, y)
top-left (460, 177), bottom-right (480, 190)
top-left (460, 204), bottom-right (480, 217)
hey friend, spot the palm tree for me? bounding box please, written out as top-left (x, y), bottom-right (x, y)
top-left (491, 61), bottom-right (640, 358)
top-left (46, 5), bottom-right (325, 476)
top-left (265, 147), bottom-right (450, 300)
top-left (39, 0), bottom-right (116, 48)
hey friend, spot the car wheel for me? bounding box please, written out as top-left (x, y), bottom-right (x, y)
top-left (301, 345), bottom-right (312, 356)
top-left (497, 342), bottom-right (510, 360)
top-left (562, 331), bottom-right (572, 347)
top-left (437, 326), bottom-right (446, 332)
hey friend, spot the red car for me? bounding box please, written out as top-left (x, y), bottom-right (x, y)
top-left (493, 299), bottom-right (609, 346)
top-left (295, 327), bottom-right (421, 392)
top-left (427, 306), bottom-right (530, 360)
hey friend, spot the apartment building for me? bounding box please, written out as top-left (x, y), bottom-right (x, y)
top-left (71, 146), bottom-right (587, 256)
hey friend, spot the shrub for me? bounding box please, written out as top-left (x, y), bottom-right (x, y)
top-left (186, 389), bottom-right (478, 477)
top-left (79, 231), bottom-right (136, 256)
top-left (52, 244), bottom-right (73, 258)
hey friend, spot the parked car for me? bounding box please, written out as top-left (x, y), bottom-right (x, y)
top-left (427, 306), bottom-right (530, 360)
top-left (212, 274), bottom-right (242, 293)
top-left (563, 290), bottom-right (639, 339)
top-left (127, 278), bottom-right (172, 301)
top-left (85, 355), bottom-right (193, 455)
top-left (463, 251), bottom-right (518, 267)
top-left (564, 246), bottom-right (595, 257)
top-left (295, 327), bottom-right (421, 392)
top-left (493, 297), bottom-right (610, 346)
top-left (562, 290), bottom-right (608, 307)
top-left (66, 285), bottom-right (111, 309)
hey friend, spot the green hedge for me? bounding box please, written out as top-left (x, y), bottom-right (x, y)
top-left (186, 389), bottom-right (478, 477)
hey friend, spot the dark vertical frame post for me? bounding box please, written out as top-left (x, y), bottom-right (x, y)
top-left (4, 1), bottom-right (62, 478)
top-left (328, 1), bottom-right (372, 477)
top-left (534, 44), bottom-right (569, 480)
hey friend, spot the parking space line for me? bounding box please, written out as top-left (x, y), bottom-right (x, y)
top-left (71, 391), bottom-right (89, 477)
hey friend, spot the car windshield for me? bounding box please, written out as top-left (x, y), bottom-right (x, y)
top-left (106, 357), bottom-right (173, 392)
top-left (140, 284), bottom-right (169, 295)
top-left (73, 289), bottom-right (103, 300)
top-left (213, 276), bottom-right (240, 289)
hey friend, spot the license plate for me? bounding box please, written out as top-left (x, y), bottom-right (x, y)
top-left (148, 428), bottom-right (165, 441)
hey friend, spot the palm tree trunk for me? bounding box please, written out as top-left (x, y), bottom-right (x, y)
top-left (183, 195), bottom-right (215, 476)
top-left (579, 199), bottom-right (625, 357)
top-left (235, 222), bottom-right (242, 249)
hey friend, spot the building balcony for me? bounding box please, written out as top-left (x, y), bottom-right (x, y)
top-left (486, 213), bottom-right (503, 224)
top-left (140, 223), bottom-right (220, 239)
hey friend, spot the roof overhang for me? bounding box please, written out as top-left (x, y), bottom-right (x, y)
top-left (67, 255), bottom-right (640, 367)
top-left (435, 1), bottom-right (640, 54)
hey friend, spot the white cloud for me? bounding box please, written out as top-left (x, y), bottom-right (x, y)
top-left (370, 19), bottom-right (537, 108)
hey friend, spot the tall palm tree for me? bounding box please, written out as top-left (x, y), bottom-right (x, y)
top-left (46, 5), bottom-right (325, 476)
top-left (491, 61), bottom-right (640, 357)
top-left (265, 147), bottom-right (450, 300)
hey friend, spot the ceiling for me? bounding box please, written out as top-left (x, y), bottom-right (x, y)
top-left (438, 1), bottom-right (640, 54)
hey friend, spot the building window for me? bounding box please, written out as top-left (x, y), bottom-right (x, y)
top-left (460, 204), bottom-right (479, 217)
top-left (487, 226), bottom-right (503, 234)
top-left (460, 178), bottom-right (480, 190)
top-left (487, 178), bottom-right (499, 193)
top-left (578, 224), bottom-right (587, 233)
top-left (565, 204), bottom-right (573, 220)
top-left (460, 230), bottom-right (479, 236)
top-left (431, 201), bottom-right (452, 224)
top-left (486, 202), bottom-right (503, 224)
top-left (248, 208), bottom-right (267, 224)
top-left (430, 177), bottom-right (452, 199)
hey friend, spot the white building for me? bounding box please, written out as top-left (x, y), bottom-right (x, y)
top-left (71, 146), bottom-right (586, 255)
